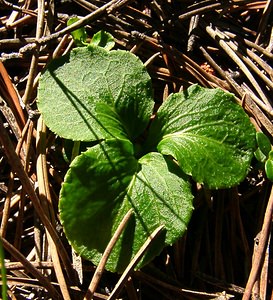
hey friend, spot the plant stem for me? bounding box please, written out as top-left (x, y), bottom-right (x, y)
top-left (0, 237), bottom-right (8, 300)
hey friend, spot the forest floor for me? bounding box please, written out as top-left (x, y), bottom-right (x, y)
top-left (0, 0), bottom-right (273, 299)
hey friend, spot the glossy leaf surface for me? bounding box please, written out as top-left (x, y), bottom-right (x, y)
top-left (146, 85), bottom-right (256, 188)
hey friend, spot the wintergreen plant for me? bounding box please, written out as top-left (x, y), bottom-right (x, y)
top-left (37, 32), bottom-right (256, 272)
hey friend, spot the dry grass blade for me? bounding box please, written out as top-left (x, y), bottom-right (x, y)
top-left (108, 225), bottom-right (165, 300)
top-left (205, 25), bottom-right (273, 115)
top-left (0, 61), bottom-right (25, 131)
top-left (0, 116), bottom-right (66, 268)
top-left (84, 209), bottom-right (133, 300)
top-left (36, 117), bottom-right (72, 299)
top-left (242, 184), bottom-right (273, 300)
top-left (1, 237), bottom-right (60, 298)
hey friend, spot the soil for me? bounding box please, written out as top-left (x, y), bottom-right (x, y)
top-left (0, 1), bottom-right (273, 299)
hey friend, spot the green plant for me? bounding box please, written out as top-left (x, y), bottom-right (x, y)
top-left (0, 238), bottom-right (8, 300)
top-left (254, 132), bottom-right (273, 180)
top-left (37, 33), bottom-right (256, 272)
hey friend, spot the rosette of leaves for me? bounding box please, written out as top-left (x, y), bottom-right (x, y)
top-left (38, 37), bottom-right (256, 272)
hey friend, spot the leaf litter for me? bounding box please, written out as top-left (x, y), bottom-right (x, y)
top-left (0, 1), bottom-right (273, 299)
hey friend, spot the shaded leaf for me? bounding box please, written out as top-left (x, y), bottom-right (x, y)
top-left (38, 46), bottom-right (154, 142)
top-left (59, 139), bottom-right (193, 272)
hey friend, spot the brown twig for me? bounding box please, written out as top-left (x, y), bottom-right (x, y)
top-left (108, 225), bottom-right (165, 300)
top-left (1, 237), bottom-right (61, 299)
top-left (36, 117), bottom-right (73, 299)
top-left (243, 184), bottom-right (273, 300)
top-left (84, 208), bottom-right (133, 300)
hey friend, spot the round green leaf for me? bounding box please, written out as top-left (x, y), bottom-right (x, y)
top-left (269, 150), bottom-right (273, 160)
top-left (265, 159), bottom-right (273, 181)
top-left (256, 132), bottom-right (271, 157)
top-left (38, 46), bottom-right (154, 141)
top-left (59, 140), bottom-right (193, 272)
top-left (146, 84), bottom-right (256, 189)
top-left (60, 139), bottom-right (138, 253)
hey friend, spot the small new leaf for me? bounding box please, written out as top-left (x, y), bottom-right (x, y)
top-left (265, 159), bottom-right (273, 181)
top-left (67, 17), bottom-right (88, 46)
top-left (256, 132), bottom-right (271, 158)
top-left (90, 30), bottom-right (115, 51)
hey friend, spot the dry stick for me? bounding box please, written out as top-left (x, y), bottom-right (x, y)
top-left (128, 31), bottom-right (222, 89)
top-left (222, 33), bottom-right (273, 92)
top-left (243, 184), bottom-right (273, 300)
top-left (12, 119), bottom-right (33, 249)
top-left (1, 237), bottom-right (60, 299)
top-left (0, 172), bottom-right (14, 237)
top-left (5, 0), bottom-right (25, 26)
top-left (222, 32), bottom-right (273, 75)
top-left (0, 115), bottom-right (69, 280)
top-left (22, 0), bottom-right (45, 104)
top-left (260, 235), bottom-right (270, 299)
top-left (36, 0), bottom-right (133, 47)
top-left (36, 117), bottom-right (72, 300)
top-left (5, 261), bottom-right (54, 270)
top-left (224, 31), bottom-right (273, 59)
top-left (205, 25), bottom-right (273, 116)
top-left (0, 61), bottom-right (26, 130)
top-left (178, 2), bottom-right (223, 21)
top-left (255, 0), bottom-right (273, 45)
top-left (266, 26), bottom-right (273, 54)
top-left (135, 270), bottom-right (235, 298)
top-left (72, 0), bottom-right (135, 30)
top-left (108, 225), bottom-right (165, 300)
top-left (242, 46), bottom-right (273, 76)
top-left (84, 209), bottom-right (133, 300)
top-left (0, 0), bottom-right (35, 15)
top-left (0, 93), bottom-right (21, 140)
top-left (200, 47), bottom-right (273, 135)
top-left (207, 26), bottom-right (272, 109)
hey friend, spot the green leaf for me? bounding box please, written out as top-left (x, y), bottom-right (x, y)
top-left (256, 132), bottom-right (271, 158)
top-left (265, 159), bottom-right (273, 181)
top-left (59, 139), bottom-right (193, 272)
top-left (38, 46), bottom-right (154, 142)
top-left (269, 150), bottom-right (273, 160)
top-left (90, 30), bottom-right (115, 51)
top-left (67, 17), bottom-right (88, 46)
top-left (146, 84), bottom-right (256, 189)
top-left (254, 148), bottom-right (267, 163)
